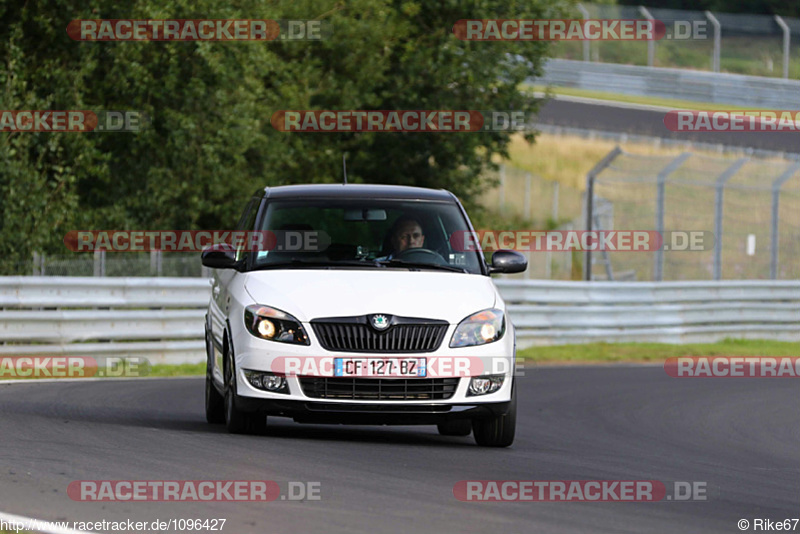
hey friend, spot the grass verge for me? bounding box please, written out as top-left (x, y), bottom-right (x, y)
top-left (517, 339), bottom-right (800, 364)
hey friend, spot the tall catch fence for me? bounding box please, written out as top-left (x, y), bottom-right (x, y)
top-left (586, 148), bottom-right (800, 281)
top-left (553, 3), bottom-right (800, 78)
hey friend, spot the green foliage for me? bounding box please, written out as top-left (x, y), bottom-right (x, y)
top-left (0, 0), bottom-right (564, 273)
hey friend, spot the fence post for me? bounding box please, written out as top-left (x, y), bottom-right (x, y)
top-left (577, 4), bottom-right (590, 62)
top-left (524, 172), bottom-right (532, 220)
top-left (705, 11), bottom-right (721, 73)
top-left (713, 158), bottom-right (747, 280)
top-left (770, 162), bottom-right (800, 279)
top-left (774, 15), bottom-right (790, 80)
top-left (552, 181), bottom-right (560, 222)
top-left (654, 153), bottom-right (691, 281)
top-left (585, 146), bottom-right (622, 281)
top-left (639, 6), bottom-right (655, 67)
top-left (498, 165), bottom-right (506, 212)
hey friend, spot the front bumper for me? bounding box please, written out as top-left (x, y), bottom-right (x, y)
top-left (234, 395), bottom-right (512, 425)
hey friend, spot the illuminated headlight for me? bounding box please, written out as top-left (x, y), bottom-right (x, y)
top-left (244, 370), bottom-right (288, 393)
top-left (244, 305), bottom-right (309, 345)
top-left (449, 309), bottom-right (505, 348)
top-left (468, 374), bottom-right (505, 396)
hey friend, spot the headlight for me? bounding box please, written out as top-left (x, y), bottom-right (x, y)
top-left (244, 305), bottom-right (309, 345)
top-left (449, 308), bottom-right (505, 348)
top-left (468, 374), bottom-right (505, 396)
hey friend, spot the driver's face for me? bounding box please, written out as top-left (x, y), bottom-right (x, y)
top-left (391, 221), bottom-right (425, 253)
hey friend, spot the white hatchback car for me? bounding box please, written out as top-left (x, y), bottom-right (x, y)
top-left (203, 184), bottom-right (527, 447)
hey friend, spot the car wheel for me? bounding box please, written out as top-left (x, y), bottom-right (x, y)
top-left (223, 339), bottom-right (267, 435)
top-left (472, 384), bottom-right (516, 447)
top-left (437, 420), bottom-right (472, 436)
top-left (205, 327), bottom-right (225, 424)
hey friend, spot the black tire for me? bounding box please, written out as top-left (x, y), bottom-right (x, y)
top-left (205, 371), bottom-right (225, 424)
top-left (472, 385), bottom-right (516, 447)
top-left (205, 325), bottom-right (226, 424)
top-left (223, 338), bottom-right (267, 435)
top-left (437, 420), bottom-right (473, 437)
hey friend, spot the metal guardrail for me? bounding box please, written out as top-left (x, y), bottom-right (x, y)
top-left (0, 277), bottom-right (210, 364)
top-left (496, 279), bottom-right (800, 346)
top-left (0, 278), bottom-right (796, 362)
top-left (538, 58), bottom-right (800, 108)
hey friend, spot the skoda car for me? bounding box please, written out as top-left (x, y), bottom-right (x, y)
top-left (202, 184), bottom-right (527, 447)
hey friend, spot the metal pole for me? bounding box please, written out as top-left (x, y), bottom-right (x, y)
top-left (524, 173), bottom-right (532, 220)
top-left (775, 15), bottom-right (790, 79)
top-left (713, 158), bottom-right (747, 280)
top-left (770, 162), bottom-right (800, 279)
top-left (705, 11), bottom-right (721, 73)
top-left (639, 6), bottom-right (655, 67)
top-left (498, 165), bottom-right (505, 211)
top-left (654, 153), bottom-right (691, 281)
top-left (577, 3), bottom-right (590, 62)
top-left (552, 181), bottom-right (560, 222)
top-left (584, 146), bottom-right (622, 281)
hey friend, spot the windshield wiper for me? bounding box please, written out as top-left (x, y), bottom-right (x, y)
top-left (253, 258), bottom-right (385, 270)
top-left (376, 259), bottom-right (468, 273)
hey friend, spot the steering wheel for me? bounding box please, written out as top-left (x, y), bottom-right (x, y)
top-left (392, 247), bottom-right (448, 265)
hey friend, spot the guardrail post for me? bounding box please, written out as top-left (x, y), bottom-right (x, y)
top-left (774, 15), bottom-right (790, 79)
top-left (639, 6), bottom-right (655, 67)
top-left (654, 153), bottom-right (691, 281)
top-left (705, 11), bottom-right (721, 72)
top-left (770, 162), bottom-right (800, 279)
top-left (713, 158), bottom-right (747, 280)
top-left (585, 146), bottom-right (622, 281)
top-left (577, 4), bottom-right (591, 62)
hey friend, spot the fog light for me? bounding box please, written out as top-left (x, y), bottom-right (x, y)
top-left (262, 375), bottom-right (286, 391)
top-left (468, 374), bottom-right (505, 396)
top-left (244, 370), bottom-right (288, 394)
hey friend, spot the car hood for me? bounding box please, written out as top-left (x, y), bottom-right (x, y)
top-left (243, 269), bottom-right (497, 323)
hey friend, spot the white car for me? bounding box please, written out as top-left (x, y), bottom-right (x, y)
top-left (202, 184), bottom-right (527, 447)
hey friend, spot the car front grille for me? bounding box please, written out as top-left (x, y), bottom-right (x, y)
top-left (299, 377), bottom-right (460, 401)
top-left (310, 320), bottom-right (448, 353)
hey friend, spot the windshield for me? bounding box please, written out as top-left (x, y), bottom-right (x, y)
top-left (250, 198), bottom-right (484, 275)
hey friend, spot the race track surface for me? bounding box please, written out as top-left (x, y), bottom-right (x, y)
top-left (537, 99), bottom-right (800, 154)
top-left (1, 367), bottom-right (797, 534)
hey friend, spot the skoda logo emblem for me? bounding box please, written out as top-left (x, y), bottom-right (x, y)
top-left (371, 314), bottom-right (390, 330)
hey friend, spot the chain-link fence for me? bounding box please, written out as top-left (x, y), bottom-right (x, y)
top-left (552, 3), bottom-right (800, 78)
top-left (586, 148), bottom-right (800, 281)
top-left (482, 165), bottom-right (584, 280)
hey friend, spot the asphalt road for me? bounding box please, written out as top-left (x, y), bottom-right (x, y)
top-left (537, 99), bottom-right (800, 154)
top-left (1, 367), bottom-right (797, 534)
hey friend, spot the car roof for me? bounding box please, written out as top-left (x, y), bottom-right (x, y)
top-left (262, 183), bottom-right (455, 201)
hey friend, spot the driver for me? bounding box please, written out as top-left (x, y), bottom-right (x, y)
top-left (381, 217), bottom-right (425, 260)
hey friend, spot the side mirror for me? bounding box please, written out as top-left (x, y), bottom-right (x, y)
top-left (489, 250), bottom-right (527, 274)
top-left (201, 243), bottom-right (238, 269)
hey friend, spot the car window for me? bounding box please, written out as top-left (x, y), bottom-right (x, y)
top-left (251, 198), bottom-right (483, 274)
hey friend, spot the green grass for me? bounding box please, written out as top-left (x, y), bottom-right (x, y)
top-left (0, 362), bottom-right (206, 380)
top-left (517, 339), bottom-right (800, 363)
top-left (526, 84), bottom-right (761, 111)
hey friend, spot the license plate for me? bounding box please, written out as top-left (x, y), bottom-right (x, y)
top-left (334, 358), bottom-right (427, 377)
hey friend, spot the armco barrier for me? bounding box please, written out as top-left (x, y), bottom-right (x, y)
top-left (537, 58), bottom-right (800, 109)
top-left (0, 277), bottom-right (797, 363)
